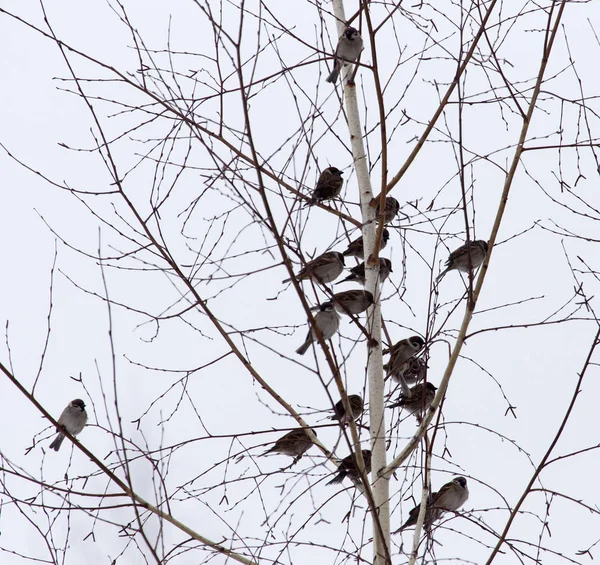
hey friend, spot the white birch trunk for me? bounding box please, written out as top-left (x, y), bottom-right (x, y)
top-left (329, 3), bottom-right (390, 563)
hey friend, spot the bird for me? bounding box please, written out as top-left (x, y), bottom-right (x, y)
top-left (390, 356), bottom-right (427, 386)
top-left (337, 258), bottom-right (392, 285)
top-left (389, 382), bottom-right (437, 422)
top-left (326, 449), bottom-right (372, 485)
top-left (383, 336), bottom-right (425, 380)
top-left (326, 27), bottom-right (364, 84)
top-left (262, 427), bottom-right (317, 464)
top-left (330, 394), bottom-right (364, 425)
top-left (342, 228), bottom-right (390, 259)
top-left (283, 251), bottom-right (345, 285)
top-left (375, 197), bottom-right (400, 224)
top-left (308, 167), bottom-right (344, 205)
top-left (296, 301), bottom-right (340, 355)
top-left (331, 290), bottom-right (374, 315)
top-left (49, 399), bottom-right (88, 452)
top-left (437, 240), bottom-right (488, 282)
top-left (395, 477), bottom-right (469, 532)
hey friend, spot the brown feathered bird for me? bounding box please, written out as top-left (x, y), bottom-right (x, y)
top-left (327, 450), bottom-right (372, 485)
top-left (296, 301), bottom-right (340, 355)
top-left (437, 240), bottom-right (488, 282)
top-left (342, 228), bottom-right (390, 259)
top-left (262, 428), bottom-right (317, 464)
top-left (375, 197), bottom-right (400, 224)
top-left (390, 356), bottom-right (428, 386)
top-left (49, 399), bottom-right (88, 452)
top-left (394, 477), bottom-right (469, 532)
top-left (331, 290), bottom-right (374, 315)
top-left (337, 258), bottom-right (393, 285)
top-left (383, 336), bottom-right (425, 379)
top-left (330, 395), bottom-right (364, 425)
top-left (308, 167), bottom-right (344, 205)
top-left (282, 251), bottom-right (345, 285)
top-left (389, 382), bottom-right (437, 422)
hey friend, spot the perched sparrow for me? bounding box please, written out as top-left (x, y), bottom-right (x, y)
top-left (327, 449), bottom-right (372, 485)
top-left (383, 336), bottom-right (425, 380)
top-left (331, 290), bottom-right (374, 315)
top-left (283, 251), bottom-right (345, 285)
top-left (391, 356), bottom-right (427, 386)
top-left (308, 167), bottom-right (344, 205)
top-left (395, 477), bottom-right (469, 532)
top-left (437, 240), bottom-right (488, 282)
top-left (342, 228), bottom-right (390, 259)
top-left (389, 382), bottom-right (437, 422)
top-left (375, 197), bottom-right (400, 224)
top-left (338, 258), bottom-right (393, 285)
top-left (326, 27), bottom-right (364, 84)
top-left (49, 399), bottom-right (88, 452)
top-left (262, 427), bottom-right (317, 463)
top-left (296, 301), bottom-right (340, 355)
top-left (330, 394), bottom-right (364, 425)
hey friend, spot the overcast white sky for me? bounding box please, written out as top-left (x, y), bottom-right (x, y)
top-left (1, 1), bottom-right (600, 564)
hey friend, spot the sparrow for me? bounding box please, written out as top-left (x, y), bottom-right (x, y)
top-left (375, 197), bottom-right (400, 224)
top-left (437, 240), bottom-right (488, 282)
top-left (326, 449), bottom-right (372, 485)
top-left (49, 399), bottom-right (88, 452)
top-left (331, 290), bottom-right (374, 315)
top-left (390, 356), bottom-right (427, 386)
top-left (342, 228), bottom-right (390, 259)
top-left (283, 251), bottom-right (345, 285)
top-left (395, 477), bottom-right (469, 532)
top-left (383, 336), bottom-right (425, 380)
top-left (338, 258), bottom-right (393, 285)
top-left (262, 427), bottom-right (317, 464)
top-left (330, 394), bottom-right (364, 425)
top-left (326, 27), bottom-right (364, 84)
top-left (296, 301), bottom-right (340, 355)
top-left (308, 167), bottom-right (344, 205)
top-left (389, 382), bottom-right (437, 422)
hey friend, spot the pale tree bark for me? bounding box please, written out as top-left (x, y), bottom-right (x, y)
top-left (330, 1), bottom-right (389, 563)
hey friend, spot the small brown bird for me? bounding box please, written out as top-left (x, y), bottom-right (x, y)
top-left (296, 301), bottom-right (340, 355)
top-left (389, 382), bottom-right (437, 422)
top-left (49, 399), bottom-right (88, 452)
top-left (327, 449), bottom-right (372, 485)
top-left (437, 240), bottom-right (488, 282)
top-left (338, 258), bottom-right (393, 285)
top-left (326, 27), bottom-right (364, 84)
top-left (391, 356), bottom-right (427, 386)
top-left (308, 167), bottom-right (344, 205)
top-left (375, 197), bottom-right (400, 224)
top-left (330, 394), bottom-right (364, 425)
top-left (383, 336), bottom-right (425, 379)
top-left (262, 428), bottom-right (317, 464)
top-left (283, 251), bottom-right (345, 285)
top-left (394, 477), bottom-right (469, 532)
top-left (342, 228), bottom-right (390, 259)
top-left (331, 290), bottom-right (374, 315)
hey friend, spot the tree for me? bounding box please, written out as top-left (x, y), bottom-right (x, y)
top-left (1, 0), bottom-right (600, 564)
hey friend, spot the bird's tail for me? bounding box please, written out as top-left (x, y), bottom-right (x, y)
top-left (435, 268), bottom-right (449, 283)
top-left (49, 433), bottom-right (65, 452)
top-left (296, 340), bottom-right (311, 355)
top-left (336, 275), bottom-right (352, 284)
top-left (326, 471), bottom-right (346, 486)
top-left (326, 63), bottom-right (340, 83)
top-left (392, 517), bottom-right (415, 534)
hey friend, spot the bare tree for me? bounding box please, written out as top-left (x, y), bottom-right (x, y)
top-left (1, 1), bottom-right (600, 564)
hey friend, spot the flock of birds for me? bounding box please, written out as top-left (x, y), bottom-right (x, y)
top-left (270, 25), bottom-right (488, 533)
top-left (46, 24), bottom-right (489, 543)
